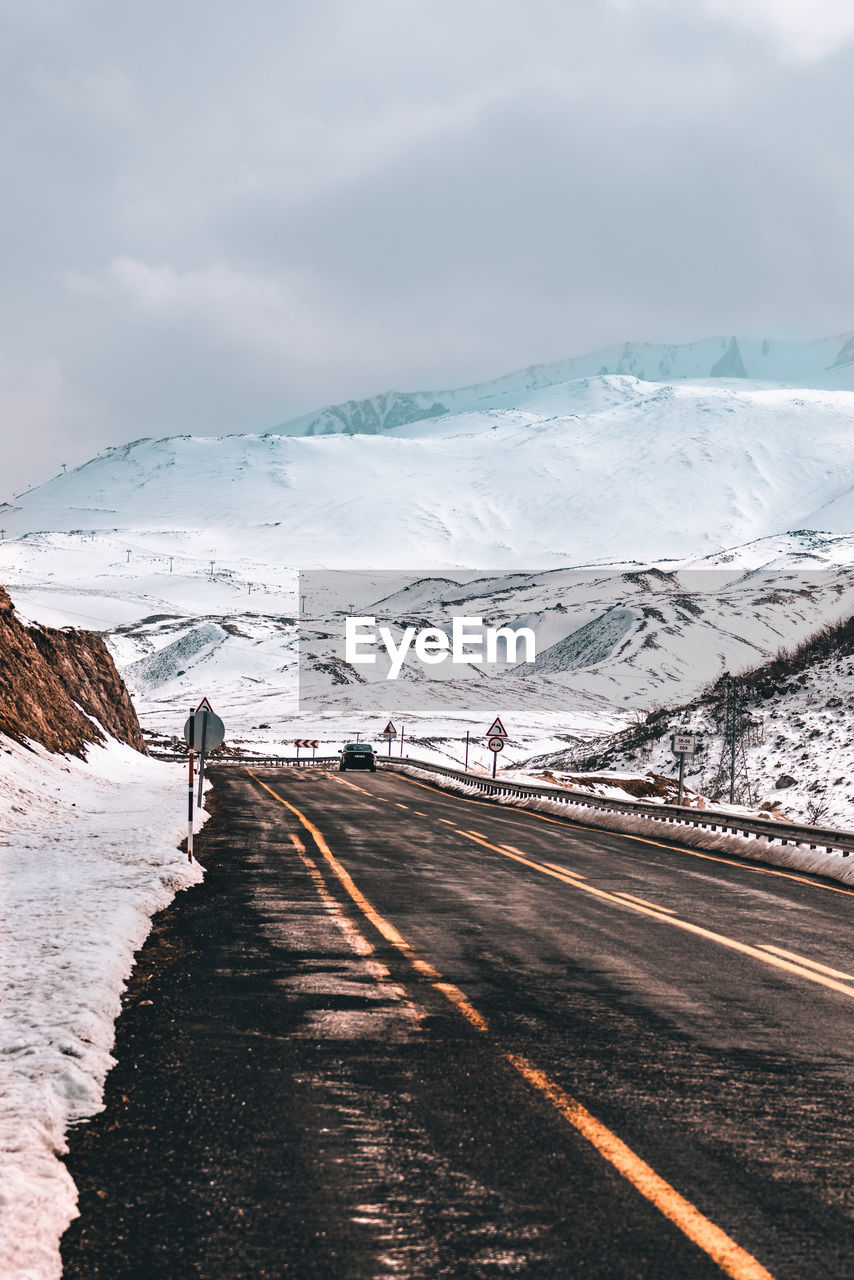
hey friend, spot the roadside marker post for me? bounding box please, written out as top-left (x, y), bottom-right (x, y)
top-left (196, 709), bottom-right (209, 807)
top-left (186, 707), bottom-right (195, 862)
top-left (465, 730), bottom-right (470, 772)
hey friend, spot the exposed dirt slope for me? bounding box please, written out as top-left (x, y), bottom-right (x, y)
top-left (0, 586), bottom-right (146, 755)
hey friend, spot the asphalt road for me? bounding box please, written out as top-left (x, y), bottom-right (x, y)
top-left (61, 765), bottom-right (854, 1280)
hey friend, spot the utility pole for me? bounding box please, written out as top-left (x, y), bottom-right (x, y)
top-left (710, 674), bottom-right (753, 805)
top-left (729, 677), bottom-right (737, 804)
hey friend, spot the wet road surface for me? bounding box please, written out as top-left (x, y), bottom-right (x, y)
top-left (61, 765), bottom-right (854, 1279)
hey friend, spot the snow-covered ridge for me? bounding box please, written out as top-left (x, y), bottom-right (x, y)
top-left (273, 332), bottom-right (854, 438)
top-left (3, 377), bottom-right (853, 569)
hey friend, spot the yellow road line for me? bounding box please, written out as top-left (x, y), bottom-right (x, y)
top-left (758, 944), bottom-right (854, 982)
top-left (457, 831), bottom-right (854, 1002)
top-left (505, 1053), bottom-right (774, 1280)
top-left (249, 772), bottom-right (482, 1029)
top-left (286, 835), bottom-right (417, 1011)
top-left (537, 859), bottom-right (586, 879)
top-left (615, 891), bottom-right (677, 914)
top-left (413, 810), bottom-right (428, 817)
top-left (392, 771), bottom-right (854, 899)
top-left (334, 775), bottom-right (373, 795)
top-left (395, 803), bottom-right (410, 809)
top-left (249, 769), bottom-right (775, 1280)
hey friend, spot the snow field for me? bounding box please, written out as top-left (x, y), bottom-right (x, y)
top-left (0, 738), bottom-right (204, 1280)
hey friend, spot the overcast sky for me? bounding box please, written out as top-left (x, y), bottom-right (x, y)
top-left (1, 0), bottom-right (853, 493)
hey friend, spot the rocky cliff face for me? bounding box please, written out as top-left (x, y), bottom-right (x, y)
top-left (0, 586), bottom-right (146, 755)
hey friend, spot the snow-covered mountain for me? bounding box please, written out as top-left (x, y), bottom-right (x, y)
top-left (273, 332), bottom-right (854, 438)
top-left (2, 348), bottom-right (854, 761)
top-left (3, 377), bottom-right (853, 570)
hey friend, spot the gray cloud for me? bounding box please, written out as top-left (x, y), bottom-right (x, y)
top-left (1, 0), bottom-right (852, 492)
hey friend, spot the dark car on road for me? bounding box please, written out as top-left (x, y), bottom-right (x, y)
top-left (339, 743), bottom-right (377, 772)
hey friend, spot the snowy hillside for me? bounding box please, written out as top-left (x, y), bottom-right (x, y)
top-left (3, 378), bottom-right (853, 570)
top-left (274, 332), bottom-right (854, 438)
top-left (1, 354), bottom-right (853, 768)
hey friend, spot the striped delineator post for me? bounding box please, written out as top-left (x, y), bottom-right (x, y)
top-left (187, 705), bottom-right (195, 862)
top-left (196, 709), bottom-right (209, 807)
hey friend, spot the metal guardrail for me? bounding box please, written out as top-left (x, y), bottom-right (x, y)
top-left (149, 750), bottom-right (854, 855)
top-left (150, 752), bottom-right (340, 767)
top-left (376, 757), bottom-right (854, 856)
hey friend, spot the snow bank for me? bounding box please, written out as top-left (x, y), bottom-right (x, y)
top-left (0, 737), bottom-right (204, 1280)
top-left (394, 766), bottom-right (854, 888)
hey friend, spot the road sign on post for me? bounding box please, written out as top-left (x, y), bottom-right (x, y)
top-left (485, 717), bottom-right (508, 778)
top-left (184, 709), bottom-right (225, 751)
top-left (183, 702), bottom-right (225, 821)
top-left (670, 732), bottom-right (697, 806)
top-left (381, 720), bottom-right (397, 756)
top-left (486, 720), bottom-right (508, 779)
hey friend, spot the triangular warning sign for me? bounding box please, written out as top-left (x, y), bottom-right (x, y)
top-left (382, 720), bottom-right (397, 735)
top-left (486, 716), bottom-right (507, 738)
top-left (196, 697), bottom-right (215, 714)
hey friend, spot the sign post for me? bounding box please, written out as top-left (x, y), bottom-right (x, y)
top-left (381, 720), bottom-right (397, 756)
top-left (670, 732), bottom-right (697, 805)
top-left (486, 716), bottom-right (508, 779)
top-left (183, 700), bottom-right (226, 853)
top-left (197, 708), bottom-right (209, 807)
top-left (186, 706), bottom-right (195, 862)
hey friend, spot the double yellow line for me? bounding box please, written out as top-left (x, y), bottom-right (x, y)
top-left (455, 829), bottom-right (854, 1002)
top-left (248, 769), bottom-right (775, 1280)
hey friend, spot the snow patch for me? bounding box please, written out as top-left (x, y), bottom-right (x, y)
top-left (0, 737), bottom-right (203, 1280)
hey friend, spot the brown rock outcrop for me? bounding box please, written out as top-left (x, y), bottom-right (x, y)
top-left (0, 586), bottom-right (146, 756)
